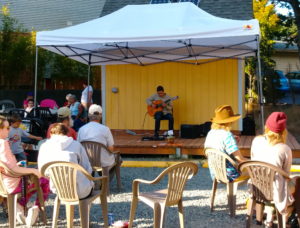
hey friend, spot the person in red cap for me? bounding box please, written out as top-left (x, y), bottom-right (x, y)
top-left (251, 112), bottom-right (300, 227)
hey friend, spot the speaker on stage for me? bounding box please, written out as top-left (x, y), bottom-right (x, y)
top-left (180, 124), bottom-right (202, 139)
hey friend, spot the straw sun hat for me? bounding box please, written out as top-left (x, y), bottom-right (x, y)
top-left (211, 105), bottom-right (241, 124)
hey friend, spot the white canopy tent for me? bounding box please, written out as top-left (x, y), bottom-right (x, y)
top-left (36, 2), bottom-right (263, 126)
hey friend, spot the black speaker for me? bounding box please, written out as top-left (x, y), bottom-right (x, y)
top-left (180, 124), bottom-right (202, 139)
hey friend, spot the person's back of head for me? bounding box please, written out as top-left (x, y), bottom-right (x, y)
top-left (57, 107), bottom-right (71, 125)
top-left (70, 94), bottom-right (77, 101)
top-left (88, 104), bottom-right (102, 122)
top-left (265, 112), bottom-right (287, 145)
top-left (57, 116), bottom-right (69, 124)
top-left (50, 123), bottom-right (69, 136)
top-left (8, 114), bottom-right (22, 126)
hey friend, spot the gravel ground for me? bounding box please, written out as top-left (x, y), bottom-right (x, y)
top-left (0, 163), bottom-right (262, 228)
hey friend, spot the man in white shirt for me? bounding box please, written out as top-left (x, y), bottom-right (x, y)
top-left (81, 81), bottom-right (93, 110)
top-left (77, 104), bottom-right (115, 167)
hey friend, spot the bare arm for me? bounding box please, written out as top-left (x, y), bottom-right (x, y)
top-left (87, 91), bottom-right (93, 105)
top-left (232, 150), bottom-right (248, 163)
top-left (108, 145), bottom-right (114, 152)
top-left (28, 134), bottom-right (43, 141)
top-left (11, 166), bottom-right (41, 178)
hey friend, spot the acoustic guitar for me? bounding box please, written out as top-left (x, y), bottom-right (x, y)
top-left (147, 96), bottom-right (179, 117)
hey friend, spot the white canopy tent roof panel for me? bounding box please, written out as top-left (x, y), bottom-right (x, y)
top-left (36, 2), bottom-right (260, 66)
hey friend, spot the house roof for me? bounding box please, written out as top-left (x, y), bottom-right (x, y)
top-left (0, 0), bottom-right (253, 31)
top-left (274, 41), bottom-right (298, 53)
top-left (0, 0), bottom-right (106, 31)
top-left (101, 0), bottom-right (253, 20)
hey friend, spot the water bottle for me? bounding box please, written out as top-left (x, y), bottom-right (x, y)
top-left (19, 160), bottom-right (27, 167)
top-left (108, 213), bottom-right (114, 226)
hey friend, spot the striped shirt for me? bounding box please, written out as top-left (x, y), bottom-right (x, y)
top-left (205, 129), bottom-right (240, 181)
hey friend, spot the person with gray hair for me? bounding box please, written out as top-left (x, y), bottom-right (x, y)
top-left (64, 93), bottom-right (72, 107)
top-left (77, 104), bottom-right (115, 167)
top-left (67, 94), bottom-right (86, 131)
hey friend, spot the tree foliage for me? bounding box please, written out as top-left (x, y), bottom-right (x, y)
top-left (0, 4), bottom-right (89, 90)
top-left (271, 0), bottom-right (300, 60)
top-left (274, 13), bottom-right (297, 44)
top-left (0, 5), bottom-right (35, 89)
top-left (246, 0), bottom-right (283, 104)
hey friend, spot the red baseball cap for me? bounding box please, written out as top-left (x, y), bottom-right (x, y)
top-left (266, 112), bottom-right (287, 133)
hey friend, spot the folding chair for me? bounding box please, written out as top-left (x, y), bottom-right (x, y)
top-left (128, 162), bottom-right (198, 228)
top-left (205, 148), bottom-right (248, 217)
top-left (0, 161), bottom-right (47, 227)
top-left (239, 161), bottom-right (291, 228)
top-left (41, 161), bottom-right (109, 228)
top-left (0, 100), bottom-right (15, 114)
top-left (81, 141), bottom-right (122, 194)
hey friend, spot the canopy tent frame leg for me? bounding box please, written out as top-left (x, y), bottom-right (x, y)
top-left (256, 35), bottom-right (264, 133)
top-left (34, 46), bottom-right (38, 109)
top-left (86, 54), bottom-right (92, 116)
top-left (101, 66), bottom-right (106, 125)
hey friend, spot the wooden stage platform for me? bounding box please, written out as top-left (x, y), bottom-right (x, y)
top-left (112, 130), bottom-right (300, 158)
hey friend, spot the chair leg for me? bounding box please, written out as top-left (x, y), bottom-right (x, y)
top-left (100, 194), bottom-right (109, 228)
top-left (36, 184), bottom-right (47, 225)
top-left (227, 182), bottom-right (237, 217)
top-left (7, 195), bottom-right (17, 228)
top-left (65, 205), bottom-right (74, 228)
top-left (79, 201), bottom-right (90, 228)
top-left (128, 196), bottom-right (138, 228)
top-left (153, 203), bottom-right (165, 228)
top-left (115, 164), bottom-right (122, 191)
top-left (255, 203), bottom-right (264, 225)
top-left (246, 198), bottom-right (255, 228)
top-left (52, 197), bottom-right (60, 228)
top-left (102, 168), bottom-right (110, 195)
top-left (178, 199), bottom-right (184, 228)
top-left (210, 178), bottom-right (218, 212)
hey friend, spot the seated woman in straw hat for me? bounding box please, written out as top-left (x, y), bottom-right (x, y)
top-left (204, 105), bottom-right (248, 181)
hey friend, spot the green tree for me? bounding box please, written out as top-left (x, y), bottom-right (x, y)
top-left (51, 55), bottom-right (87, 80)
top-left (0, 5), bottom-right (36, 89)
top-left (271, 0), bottom-right (300, 60)
top-left (0, 4), bottom-right (89, 90)
top-left (274, 13), bottom-right (297, 44)
top-left (246, 0), bottom-right (283, 104)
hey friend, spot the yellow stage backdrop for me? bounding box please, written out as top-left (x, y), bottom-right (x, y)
top-left (105, 59), bottom-right (242, 130)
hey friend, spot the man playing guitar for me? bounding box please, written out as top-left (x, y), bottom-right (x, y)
top-left (146, 86), bottom-right (174, 138)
